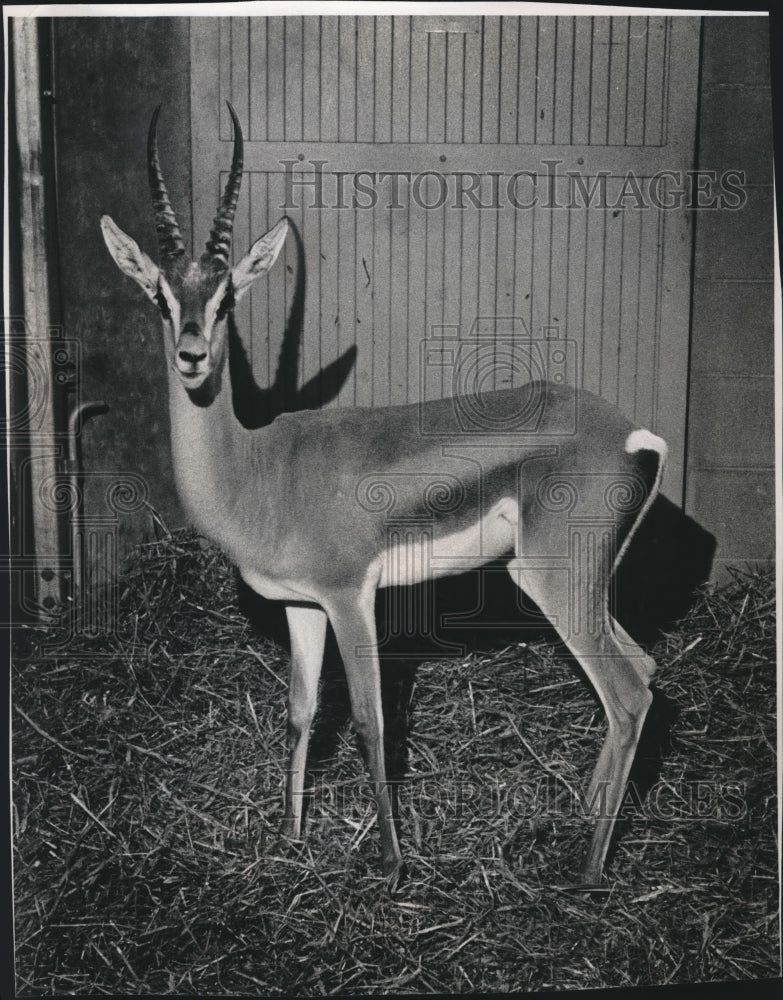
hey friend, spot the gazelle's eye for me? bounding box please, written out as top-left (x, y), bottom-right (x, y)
top-left (215, 287), bottom-right (235, 322)
top-left (155, 289), bottom-right (171, 321)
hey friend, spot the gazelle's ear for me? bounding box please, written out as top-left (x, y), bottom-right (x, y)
top-left (232, 217), bottom-right (289, 302)
top-left (100, 215), bottom-right (160, 303)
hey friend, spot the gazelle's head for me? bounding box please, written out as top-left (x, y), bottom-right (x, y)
top-left (101, 103), bottom-right (287, 394)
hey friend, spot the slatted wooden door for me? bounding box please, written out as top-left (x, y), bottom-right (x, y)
top-left (191, 15), bottom-right (700, 500)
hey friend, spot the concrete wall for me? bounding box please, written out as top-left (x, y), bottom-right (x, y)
top-left (54, 17), bottom-right (192, 564)
top-left (685, 17), bottom-right (775, 580)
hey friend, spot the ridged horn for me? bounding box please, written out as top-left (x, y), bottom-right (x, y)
top-left (203, 101), bottom-right (244, 269)
top-left (147, 104), bottom-right (186, 265)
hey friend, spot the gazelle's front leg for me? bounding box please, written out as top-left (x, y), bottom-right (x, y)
top-left (281, 604), bottom-right (328, 839)
top-left (324, 588), bottom-right (404, 881)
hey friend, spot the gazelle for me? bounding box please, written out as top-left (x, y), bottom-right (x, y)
top-left (101, 103), bottom-right (667, 886)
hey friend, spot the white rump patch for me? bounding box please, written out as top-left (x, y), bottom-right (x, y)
top-left (624, 428), bottom-right (668, 460)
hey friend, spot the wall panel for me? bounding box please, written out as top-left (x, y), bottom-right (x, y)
top-left (192, 14), bottom-right (699, 499)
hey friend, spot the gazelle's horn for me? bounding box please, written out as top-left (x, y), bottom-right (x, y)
top-left (203, 101), bottom-right (244, 269)
top-left (147, 104), bottom-right (186, 266)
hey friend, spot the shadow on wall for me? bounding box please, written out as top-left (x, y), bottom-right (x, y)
top-left (229, 218), bottom-right (357, 429)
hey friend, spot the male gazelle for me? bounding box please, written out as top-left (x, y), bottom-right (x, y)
top-left (101, 103), bottom-right (667, 886)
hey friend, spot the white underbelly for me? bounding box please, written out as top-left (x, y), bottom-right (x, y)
top-left (238, 568), bottom-right (318, 603)
top-left (374, 498), bottom-right (518, 588)
top-left (239, 498), bottom-right (519, 601)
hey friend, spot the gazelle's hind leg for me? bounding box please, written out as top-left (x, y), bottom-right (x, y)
top-left (507, 559), bottom-right (656, 884)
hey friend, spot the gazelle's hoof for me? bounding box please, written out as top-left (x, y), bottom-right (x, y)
top-left (382, 857), bottom-right (407, 894)
top-left (576, 865), bottom-right (609, 892)
top-left (271, 830), bottom-right (305, 858)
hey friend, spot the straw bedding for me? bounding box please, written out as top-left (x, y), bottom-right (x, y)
top-left (12, 529), bottom-right (779, 993)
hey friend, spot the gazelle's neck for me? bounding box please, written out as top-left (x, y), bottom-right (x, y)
top-left (166, 361), bottom-right (252, 539)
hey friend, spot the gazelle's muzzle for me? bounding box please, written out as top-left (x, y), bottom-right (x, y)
top-left (175, 327), bottom-right (210, 383)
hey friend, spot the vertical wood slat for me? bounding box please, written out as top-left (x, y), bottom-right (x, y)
top-left (653, 16), bottom-right (701, 499)
top-left (481, 18), bottom-right (500, 143)
top-left (582, 206), bottom-right (606, 395)
top-left (338, 16), bottom-right (357, 143)
top-left (354, 181), bottom-right (374, 406)
top-left (372, 201), bottom-right (392, 406)
top-left (570, 17), bottom-right (592, 145)
top-left (302, 16), bottom-right (321, 142)
top-left (442, 188), bottom-right (463, 337)
top-left (499, 16), bottom-right (519, 144)
top-left (625, 16), bottom-right (649, 147)
top-left (391, 18), bottom-right (411, 143)
top-left (644, 17), bottom-right (667, 145)
top-left (634, 207), bottom-right (663, 429)
top-left (230, 18), bottom-right (250, 137)
top-left (553, 16), bottom-right (574, 145)
top-left (589, 17), bottom-right (610, 145)
top-left (409, 19), bottom-right (428, 143)
top-left (356, 17), bottom-right (375, 143)
top-left (476, 187), bottom-right (499, 378)
top-left (530, 202), bottom-right (551, 343)
top-left (406, 196), bottom-right (427, 404)
top-left (458, 190), bottom-right (480, 345)
top-left (337, 192), bottom-right (357, 407)
top-left (512, 183), bottom-right (534, 334)
top-left (374, 16), bottom-right (393, 143)
top-left (445, 29), bottom-right (465, 144)
top-left (12, 17), bottom-right (64, 615)
top-left (516, 19), bottom-right (537, 144)
top-left (564, 204), bottom-right (587, 371)
top-left (266, 18), bottom-right (285, 141)
top-left (318, 172), bottom-right (339, 405)
top-left (249, 17), bottom-right (267, 141)
top-left (462, 26), bottom-right (482, 144)
top-left (617, 204), bottom-right (643, 418)
top-left (284, 17), bottom-right (303, 142)
top-left (535, 17), bottom-right (556, 144)
top-left (495, 187), bottom-right (520, 389)
top-left (427, 31), bottom-right (446, 144)
top-left (424, 183), bottom-right (445, 398)
top-left (296, 179), bottom-right (319, 397)
top-left (219, 18), bottom-right (232, 140)
top-left (607, 17), bottom-right (630, 146)
top-left (388, 193), bottom-right (410, 404)
top-left (547, 203), bottom-right (569, 345)
top-left (599, 186), bottom-right (624, 403)
top-left (320, 17), bottom-right (339, 142)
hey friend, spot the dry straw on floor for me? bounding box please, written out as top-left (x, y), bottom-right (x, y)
top-left (12, 529), bottom-right (779, 994)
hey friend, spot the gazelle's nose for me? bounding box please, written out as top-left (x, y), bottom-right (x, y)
top-left (178, 348), bottom-right (207, 365)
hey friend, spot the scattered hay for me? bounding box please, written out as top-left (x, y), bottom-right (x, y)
top-left (12, 530), bottom-right (779, 994)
